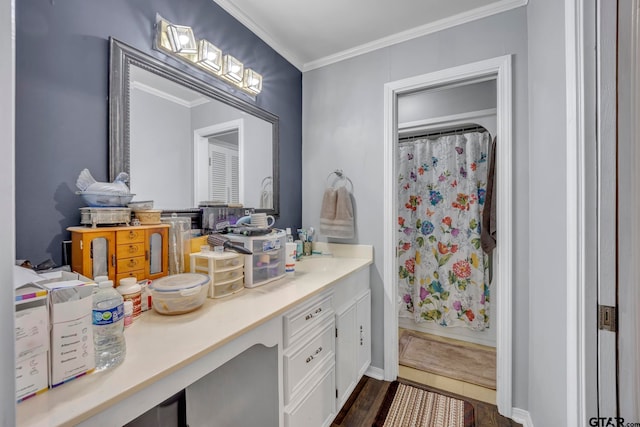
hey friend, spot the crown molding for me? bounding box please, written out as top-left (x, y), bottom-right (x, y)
top-left (131, 81), bottom-right (208, 108)
top-left (303, 0), bottom-right (527, 71)
top-left (212, 0), bottom-right (305, 70)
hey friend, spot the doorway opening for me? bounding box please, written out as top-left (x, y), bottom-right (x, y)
top-left (194, 119), bottom-right (245, 205)
top-left (383, 55), bottom-right (513, 417)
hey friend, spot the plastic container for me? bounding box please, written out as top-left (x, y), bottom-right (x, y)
top-left (123, 301), bottom-right (133, 328)
top-left (148, 273), bottom-right (210, 315)
top-left (118, 277), bottom-right (142, 319)
top-left (92, 280), bottom-right (126, 371)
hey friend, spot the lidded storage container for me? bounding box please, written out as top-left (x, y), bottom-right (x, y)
top-left (225, 229), bottom-right (286, 288)
top-left (148, 273), bottom-right (209, 315)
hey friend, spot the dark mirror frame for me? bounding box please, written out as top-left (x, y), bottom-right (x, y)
top-left (108, 37), bottom-right (280, 215)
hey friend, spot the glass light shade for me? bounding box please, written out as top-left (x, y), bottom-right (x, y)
top-left (167, 24), bottom-right (197, 55)
top-left (222, 55), bottom-right (244, 84)
top-left (196, 40), bottom-right (222, 74)
top-left (243, 69), bottom-right (263, 94)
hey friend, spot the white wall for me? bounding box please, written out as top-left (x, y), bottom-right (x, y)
top-left (130, 89), bottom-right (192, 209)
top-left (526, 0), bottom-right (568, 425)
top-left (302, 7), bottom-right (530, 409)
top-left (0, 0), bottom-right (16, 424)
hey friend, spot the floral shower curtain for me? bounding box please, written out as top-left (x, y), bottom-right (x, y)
top-left (397, 131), bottom-right (491, 331)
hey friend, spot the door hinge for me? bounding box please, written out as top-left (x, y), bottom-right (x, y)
top-left (598, 305), bottom-right (617, 332)
top-left (336, 389), bottom-right (338, 399)
top-left (335, 327), bottom-right (338, 338)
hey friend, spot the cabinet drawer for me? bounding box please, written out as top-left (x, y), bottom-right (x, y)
top-left (117, 256), bottom-right (145, 273)
top-left (284, 317), bottom-right (335, 404)
top-left (283, 293), bottom-right (333, 347)
top-left (284, 361), bottom-right (335, 427)
top-left (208, 277), bottom-right (244, 299)
top-left (214, 256), bottom-right (243, 269)
top-left (116, 229), bottom-right (145, 244)
top-left (211, 266), bottom-right (244, 283)
top-left (116, 242), bottom-right (145, 259)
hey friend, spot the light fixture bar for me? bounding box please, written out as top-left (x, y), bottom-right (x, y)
top-left (154, 14), bottom-right (262, 95)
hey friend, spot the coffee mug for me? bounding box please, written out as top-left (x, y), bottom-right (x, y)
top-left (250, 213), bottom-right (275, 227)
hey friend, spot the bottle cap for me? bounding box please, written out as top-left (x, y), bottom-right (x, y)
top-left (118, 277), bottom-right (142, 294)
top-left (98, 280), bottom-right (114, 288)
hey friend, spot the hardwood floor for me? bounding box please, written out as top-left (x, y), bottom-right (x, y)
top-left (331, 376), bottom-right (522, 427)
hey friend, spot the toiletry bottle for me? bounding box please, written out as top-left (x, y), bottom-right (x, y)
top-left (117, 277), bottom-right (142, 319)
top-left (286, 227), bottom-right (294, 243)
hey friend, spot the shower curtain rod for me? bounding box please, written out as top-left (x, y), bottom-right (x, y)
top-left (398, 124), bottom-right (488, 142)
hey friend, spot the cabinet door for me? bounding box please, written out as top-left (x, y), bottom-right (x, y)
top-left (145, 227), bottom-right (168, 280)
top-left (71, 231), bottom-right (116, 280)
top-left (335, 304), bottom-right (357, 409)
top-left (356, 290), bottom-right (371, 377)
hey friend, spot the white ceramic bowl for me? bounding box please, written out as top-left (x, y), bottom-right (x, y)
top-left (76, 191), bottom-right (135, 207)
top-left (148, 273), bottom-right (210, 315)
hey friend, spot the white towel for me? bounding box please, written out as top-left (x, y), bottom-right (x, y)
top-left (320, 186), bottom-right (354, 238)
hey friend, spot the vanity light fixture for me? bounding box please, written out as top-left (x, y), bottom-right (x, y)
top-left (154, 14), bottom-right (262, 96)
top-left (196, 40), bottom-right (222, 74)
top-left (222, 54), bottom-right (244, 84)
top-left (167, 24), bottom-right (197, 55)
top-left (243, 69), bottom-right (263, 95)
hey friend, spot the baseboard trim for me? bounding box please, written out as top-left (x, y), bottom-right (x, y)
top-left (511, 408), bottom-right (534, 427)
top-left (365, 366), bottom-right (385, 380)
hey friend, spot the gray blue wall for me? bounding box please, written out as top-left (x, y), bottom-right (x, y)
top-left (16, 0), bottom-right (302, 265)
top-left (302, 6), bottom-right (529, 410)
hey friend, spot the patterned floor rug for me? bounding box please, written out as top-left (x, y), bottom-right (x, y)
top-left (373, 381), bottom-right (475, 427)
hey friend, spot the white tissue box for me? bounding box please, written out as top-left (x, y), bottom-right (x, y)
top-left (37, 272), bottom-right (96, 387)
top-left (15, 282), bottom-right (49, 402)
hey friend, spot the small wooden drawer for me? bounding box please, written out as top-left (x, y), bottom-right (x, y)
top-left (283, 292), bottom-right (334, 348)
top-left (117, 256), bottom-right (145, 273)
top-left (208, 277), bottom-right (244, 299)
top-left (116, 229), bottom-right (145, 244)
top-left (116, 243), bottom-right (145, 259)
top-left (283, 317), bottom-right (335, 404)
top-left (211, 266), bottom-right (244, 283)
top-left (116, 270), bottom-right (145, 285)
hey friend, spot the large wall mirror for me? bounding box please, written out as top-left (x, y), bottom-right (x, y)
top-left (109, 38), bottom-right (279, 215)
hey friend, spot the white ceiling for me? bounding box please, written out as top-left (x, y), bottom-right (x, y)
top-left (213, 0), bottom-right (526, 71)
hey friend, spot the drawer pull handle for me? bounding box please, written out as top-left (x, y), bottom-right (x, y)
top-left (305, 346), bottom-right (323, 363)
top-left (304, 307), bottom-right (323, 321)
top-left (129, 231), bottom-right (136, 239)
top-left (128, 259), bottom-right (138, 267)
top-left (128, 245), bottom-right (136, 254)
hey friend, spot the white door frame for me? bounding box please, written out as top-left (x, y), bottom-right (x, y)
top-left (616, 0), bottom-right (640, 420)
top-left (193, 119), bottom-right (244, 205)
top-left (383, 55), bottom-right (513, 417)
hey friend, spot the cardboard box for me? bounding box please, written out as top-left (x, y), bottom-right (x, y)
top-left (15, 281), bottom-right (49, 402)
top-left (37, 272), bottom-right (96, 387)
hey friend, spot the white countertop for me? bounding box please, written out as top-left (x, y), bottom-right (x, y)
top-left (17, 244), bottom-right (373, 427)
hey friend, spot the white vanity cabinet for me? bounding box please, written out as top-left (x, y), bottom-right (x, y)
top-left (283, 292), bottom-right (336, 427)
top-left (334, 268), bottom-right (372, 410)
top-left (283, 263), bottom-right (371, 426)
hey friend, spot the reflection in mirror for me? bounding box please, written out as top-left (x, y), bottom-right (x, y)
top-left (109, 38), bottom-right (279, 215)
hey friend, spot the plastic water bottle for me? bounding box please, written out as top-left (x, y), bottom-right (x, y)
top-left (92, 280), bottom-right (126, 371)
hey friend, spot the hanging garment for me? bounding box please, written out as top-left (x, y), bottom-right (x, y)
top-left (397, 131), bottom-right (491, 331)
top-left (481, 137), bottom-right (497, 254)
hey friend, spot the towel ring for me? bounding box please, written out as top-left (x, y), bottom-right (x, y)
top-left (261, 176), bottom-right (272, 190)
top-left (326, 169), bottom-right (354, 192)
